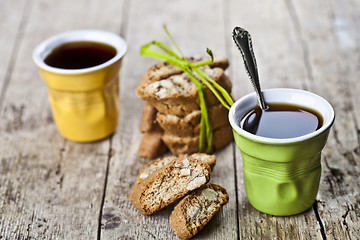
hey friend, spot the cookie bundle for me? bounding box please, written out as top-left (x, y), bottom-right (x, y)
top-left (129, 154), bottom-right (229, 240)
top-left (135, 57), bottom-right (234, 158)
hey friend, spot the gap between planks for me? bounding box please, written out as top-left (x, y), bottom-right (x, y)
top-left (0, 0), bottom-right (34, 112)
top-left (98, 1), bottom-right (130, 238)
top-left (97, 136), bottom-right (114, 240)
top-left (285, 0), bottom-right (329, 238)
top-left (223, 0), bottom-right (241, 238)
top-left (313, 202), bottom-right (328, 240)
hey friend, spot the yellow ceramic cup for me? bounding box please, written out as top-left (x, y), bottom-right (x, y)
top-left (33, 30), bottom-right (127, 142)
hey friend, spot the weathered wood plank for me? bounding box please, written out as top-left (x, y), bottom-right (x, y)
top-left (1, 0), bottom-right (359, 239)
top-left (0, 0), bottom-right (125, 239)
top-left (227, 0), bottom-right (307, 102)
top-left (100, 0), bottom-right (238, 239)
top-left (0, 0), bottom-right (28, 109)
top-left (228, 0), bottom-right (332, 239)
top-left (291, 0), bottom-right (360, 239)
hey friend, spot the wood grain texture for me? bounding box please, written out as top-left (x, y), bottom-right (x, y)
top-left (0, 0), bottom-right (28, 110)
top-left (0, 0), bottom-right (359, 239)
top-left (229, 0), bottom-right (323, 239)
top-left (291, 0), bottom-right (360, 239)
top-left (0, 0), bottom-right (124, 239)
top-left (99, 0), bottom-right (237, 239)
top-left (230, 0), bottom-right (360, 239)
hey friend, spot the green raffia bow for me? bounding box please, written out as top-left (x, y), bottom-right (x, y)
top-left (140, 26), bottom-right (234, 153)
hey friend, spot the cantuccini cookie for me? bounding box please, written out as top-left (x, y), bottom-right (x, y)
top-left (161, 124), bottom-right (233, 155)
top-left (137, 67), bottom-right (232, 116)
top-left (140, 102), bottom-right (158, 133)
top-left (137, 128), bottom-right (168, 159)
top-left (129, 156), bottom-right (211, 215)
top-left (137, 102), bottom-right (168, 158)
top-left (129, 153), bottom-right (216, 200)
top-left (170, 183), bottom-right (229, 240)
top-left (136, 57), bottom-right (233, 158)
top-left (190, 153), bottom-right (216, 170)
top-left (132, 153), bottom-right (215, 187)
top-left (156, 104), bottom-right (229, 137)
top-left (135, 57), bottom-right (229, 99)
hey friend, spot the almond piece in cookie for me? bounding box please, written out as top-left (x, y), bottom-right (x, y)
top-left (170, 183), bottom-right (229, 240)
top-left (130, 153), bottom-right (215, 193)
top-left (137, 67), bottom-right (232, 116)
top-left (129, 156), bottom-right (211, 215)
top-left (128, 153), bottom-right (216, 200)
top-left (140, 102), bottom-right (158, 133)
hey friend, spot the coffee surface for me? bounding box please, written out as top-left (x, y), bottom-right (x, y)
top-left (44, 41), bottom-right (116, 69)
top-left (240, 103), bottom-right (323, 139)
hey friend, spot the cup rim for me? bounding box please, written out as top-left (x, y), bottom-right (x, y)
top-left (32, 29), bottom-right (127, 74)
top-left (229, 88), bottom-right (335, 143)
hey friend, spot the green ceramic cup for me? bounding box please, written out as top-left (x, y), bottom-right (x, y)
top-left (229, 88), bottom-right (335, 216)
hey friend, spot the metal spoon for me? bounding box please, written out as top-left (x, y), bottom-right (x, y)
top-left (232, 26), bottom-right (267, 110)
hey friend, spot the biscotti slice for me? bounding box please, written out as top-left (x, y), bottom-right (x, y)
top-left (208, 57), bottom-right (229, 70)
top-left (170, 183), bottom-right (229, 240)
top-left (137, 102), bottom-right (168, 158)
top-left (135, 62), bottom-right (183, 97)
top-left (137, 128), bottom-right (168, 159)
top-left (133, 153), bottom-right (216, 187)
top-left (140, 102), bottom-right (158, 133)
top-left (129, 155), bottom-right (178, 199)
top-left (135, 57), bottom-right (230, 98)
top-left (129, 153), bottom-right (216, 201)
top-left (190, 153), bottom-right (216, 170)
top-left (161, 124), bottom-right (233, 155)
top-left (129, 156), bottom-right (211, 215)
top-left (156, 104), bottom-right (229, 137)
top-left (137, 67), bottom-right (232, 116)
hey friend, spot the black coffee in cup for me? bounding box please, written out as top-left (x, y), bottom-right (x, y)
top-left (239, 103), bottom-right (323, 139)
top-left (44, 41), bottom-right (116, 69)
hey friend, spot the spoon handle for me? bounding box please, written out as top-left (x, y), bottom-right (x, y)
top-left (232, 27), bottom-right (266, 110)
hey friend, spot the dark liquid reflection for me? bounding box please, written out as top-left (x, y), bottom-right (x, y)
top-left (239, 104), bottom-right (322, 139)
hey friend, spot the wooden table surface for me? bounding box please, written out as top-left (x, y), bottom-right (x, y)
top-left (1, 0), bottom-right (359, 239)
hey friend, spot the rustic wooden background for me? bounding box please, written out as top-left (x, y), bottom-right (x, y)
top-left (1, 0), bottom-right (359, 239)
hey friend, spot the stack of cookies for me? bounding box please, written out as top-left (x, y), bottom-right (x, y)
top-left (129, 154), bottom-right (229, 239)
top-left (135, 57), bottom-right (233, 158)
